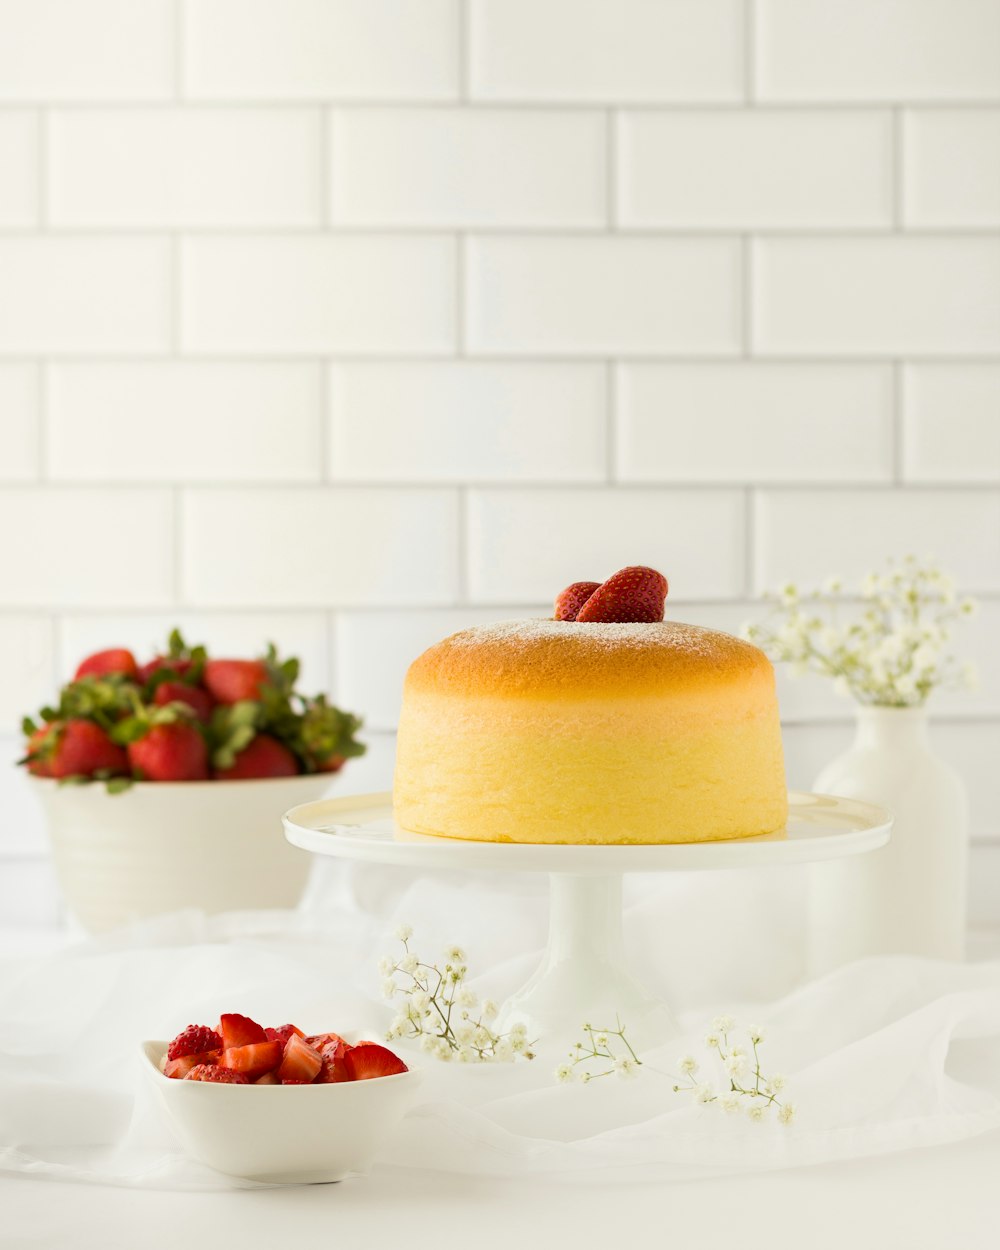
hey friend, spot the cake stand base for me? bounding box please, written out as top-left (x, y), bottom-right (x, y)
top-left (283, 792), bottom-right (891, 1055)
top-left (495, 873), bottom-right (677, 1052)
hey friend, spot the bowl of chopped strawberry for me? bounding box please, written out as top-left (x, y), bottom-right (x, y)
top-left (144, 1012), bottom-right (419, 1183)
top-left (20, 630), bottom-right (366, 933)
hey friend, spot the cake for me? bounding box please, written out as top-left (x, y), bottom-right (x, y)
top-left (393, 568), bottom-right (787, 845)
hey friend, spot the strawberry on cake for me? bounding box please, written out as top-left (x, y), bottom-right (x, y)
top-left (393, 567), bottom-right (787, 845)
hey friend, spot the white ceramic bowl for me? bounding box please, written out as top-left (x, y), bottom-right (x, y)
top-left (33, 773), bottom-right (337, 934)
top-left (142, 1040), bottom-right (422, 1184)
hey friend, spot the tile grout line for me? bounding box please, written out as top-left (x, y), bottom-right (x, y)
top-left (455, 233), bottom-right (466, 355)
top-left (893, 107), bottom-right (904, 229)
top-left (742, 235), bottom-right (753, 357)
top-left (744, 0), bottom-right (756, 104)
top-left (36, 362), bottom-right (48, 481)
top-left (458, 0), bottom-right (470, 102)
top-left (36, 108), bottom-right (48, 229)
top-left (606, 109), bottom-right (617, 229)
top-left (744, 488), bottom-right (756, 597)
top-left (2, 225), bottom-right (1000, 239)
top-left (893, 360), bottom-right (905, 484)
top-left (173, 0), bottom-right (185, 100)
top-left (605, 361), bottom-right (617, 483)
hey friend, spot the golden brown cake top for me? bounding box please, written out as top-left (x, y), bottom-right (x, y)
top-left (404, 619), bottom-right (775, 701)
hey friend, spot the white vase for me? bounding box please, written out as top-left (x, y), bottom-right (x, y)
top-left (808, 705), bottom-right (968, 973)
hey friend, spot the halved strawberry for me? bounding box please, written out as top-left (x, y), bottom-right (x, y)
top-left (153, 681), bottom-right (215, 723)
top-left (218, 1013), bottom-right (268, 1049)
top-left (75, 648), bottom-right (138, 681)
top-left (343, 1042), bottom-right (408, 1081)
top-left (265, 1024), bottom-right (305, 1046)
top-left (306, 1031), bottom-right (346, 1052)
top-left (277, 1034), bottom-right (322, 1084)
top-left (220, 1041), bottom-right (283, 1080)
top-left (553, 580), bottom-right (600, 622)
top-left (167, 1023), bottom-right (223, 1061)
top-left (164, 1049), bottom-right (220, 1080)
top-left (203, 659), bottom-right (268, 705)
top-left (185, 1064), bottom-right (249, 1084)
top-left (575, 566), bottom-right (668, 624)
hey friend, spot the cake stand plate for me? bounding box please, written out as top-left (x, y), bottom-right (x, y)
top-left (283, 791), bottom-right (891, 1052)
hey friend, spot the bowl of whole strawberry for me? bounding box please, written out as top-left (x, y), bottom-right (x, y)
top-left (20, 631), bottom-right (365, 933)
top-left (144, 1012), bottom-right (419, 1183)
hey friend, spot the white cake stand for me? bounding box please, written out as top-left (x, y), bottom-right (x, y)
top-left (283, 791), bottom-right (891, 1052)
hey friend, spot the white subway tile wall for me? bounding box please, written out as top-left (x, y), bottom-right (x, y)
top-left (1, 0), bottom-right (998, 926)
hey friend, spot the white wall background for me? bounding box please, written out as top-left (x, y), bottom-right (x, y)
top-left (0, 0), bottom-right (998, 932)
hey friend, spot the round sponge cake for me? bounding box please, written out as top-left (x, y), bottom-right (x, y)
top-left (393, 620), bottom-right (787, 845)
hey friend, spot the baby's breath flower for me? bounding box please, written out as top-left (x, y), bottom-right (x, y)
top-left (399, 952), bottom-right (419, 974)
top-left (677, 1055), bottom-right (699, 1075)
top-left (481, 999), bottom-right (499, 1020)
top-left (457, 987), bottom-right (477, 1008)
top-left (377, 955), bottom-right (394, 976)
top-left (381, 978), bottom-right (397, 1000)
top-left (821, 574), bottom-right (843, 595)
top-left (394, 924), bottom-right (413, 942)
top-left (777, 1102), bottom-right (796, 1125)
top-left (746, 1105), bottom-right (766, 1122)
top-left (712, 1015), bottom-right (735, 1032)
top-left (509, 1021), bottom-right (527, 1038)
top-left (704, 1032), bottom-right (721, 1049)
top-left (749, 1026), bottom-right (765, 1045)
top-left (446, 945), bottom-right (466, 964)
top-left (595, 1033), bottom-right (609, 1048)
top-left (719, 1092), bottom-right (741, 1114)
top-left (614, 1056), bottom-right (638, 1080)
top-left (769, 1073), bottom-right (787, 1092)
top-left (411, 990), bottom-right (431, 1014)
top-left (555, 1064), bottom-right (575, 1084)
top-left (694, 1083), bottom-right (714, 1104)
top-left (724, 1052), bottom-right (747, 1078)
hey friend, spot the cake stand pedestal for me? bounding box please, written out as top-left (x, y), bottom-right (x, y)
top-left (283, 792), bottom-right (891, 1053)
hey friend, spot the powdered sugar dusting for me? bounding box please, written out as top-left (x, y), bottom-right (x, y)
top-left (446, 618), bottom-right (739, 656)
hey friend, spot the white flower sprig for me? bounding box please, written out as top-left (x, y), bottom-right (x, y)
top-left (555, 1018), bottom-right (642, 1084)
top-left (743, 556), bottom-right (977, 708)
top-left (671, 1018), bottom-right (794, 1124)
top-left (380, 925), bottom-right (535, 1064)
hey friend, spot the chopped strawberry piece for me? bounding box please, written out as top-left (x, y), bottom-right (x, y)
top-left (212, 734), bottom-right (299, 781)
top-left (164, 1049), bottom-right (220, 1080)
top-left (167, 1023), bottom-right (223, 1061)
top-left (75, 648), bottom-right (138, 681)
top-left (316, 1039), bottom-right (352, 1084)
top-left (185, 1064), bottom-right (249, 1084)
top-left (203, 659), bottom-right (269, 705)
top-left (254, 1071), bottom-right (281, 1085)
top-left (218, 1013), bottom-right (268, 1049)
top-left (575, 566), bottom-right (668, 624)
top-left (553, 580), bottom-right (600, 622)
top-left (220, 1041), bottom-right (283, 1080)
top-left (305, 1031), bottom-right (346, 1052)
top-left (343, 1042), bottom-right (408, 1081)
top-left (277, 1034), bottom-right (323, 1084)
top-left (153, 681), bottom-right (215, 723)
top-left (265, 1024), bottom-right (305, 1046)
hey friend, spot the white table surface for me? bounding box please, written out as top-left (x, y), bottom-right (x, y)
top-left (4, 1129), bottom-right (1000, 1250)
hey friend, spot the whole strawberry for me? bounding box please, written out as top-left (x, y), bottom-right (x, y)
top-left (153, 681), bottom-right (215, 723)
top-left (25, 719), bottom-right (128, 780)
top-left (212, 734), bottom-right (299, 781)
top-left (75, 648), bottom-right (138, 681)
top-left (575, 566), bottom-right (668, 624)
top-left (128, 722), bottom-right (208, 782)
top-left (553, 580), bottom-right (600, 622)
top-left (203, 659), bottom-right (268, 705)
